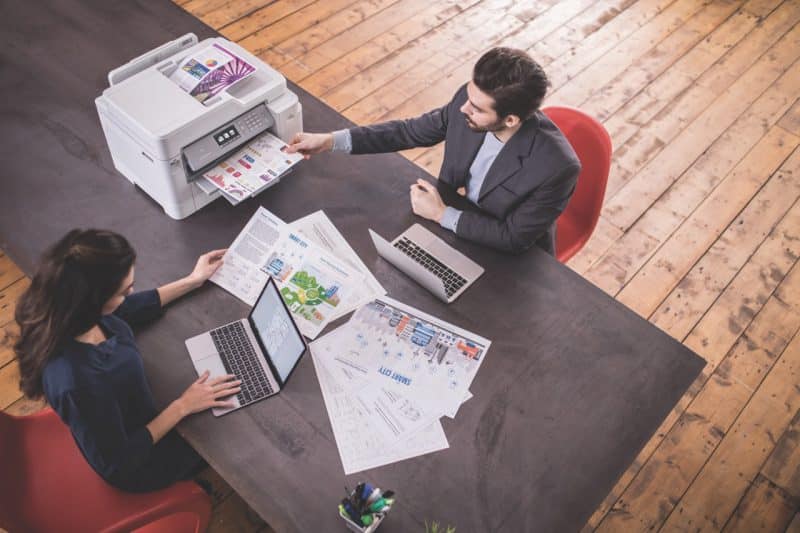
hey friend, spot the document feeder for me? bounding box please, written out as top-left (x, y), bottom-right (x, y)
top-left (95, 33), bottom-right (303, 219)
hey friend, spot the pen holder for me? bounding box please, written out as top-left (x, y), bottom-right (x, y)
top-left (338, 506), bottom-right (386, 533)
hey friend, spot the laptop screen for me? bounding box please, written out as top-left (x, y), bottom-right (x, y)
top-left (250, 278), bottom-right (305, 383)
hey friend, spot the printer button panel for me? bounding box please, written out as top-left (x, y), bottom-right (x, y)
top-left (237, 104), bottom-right (270, 137)
top-left (182, 103), bottom-right (274, 175)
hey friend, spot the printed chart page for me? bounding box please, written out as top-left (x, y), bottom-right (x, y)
top-left (315, 297), bottom-right (491, 417)
top-left (311, 350), bottom-right (449, 475)
top-left (211, 207), bottom-right (369, 339)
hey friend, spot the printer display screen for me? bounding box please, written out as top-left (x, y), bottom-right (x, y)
top-left (214, 125), bottom-right (240, 146)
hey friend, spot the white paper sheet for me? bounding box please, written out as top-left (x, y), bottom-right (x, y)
top-left (291, 210), bottom-right (386, 320)
top-left (210, 206), bottom-right (283, 305)
top-left (311, 349), bottom-right (449, 475)
top-left (210, 207), bottom-right (366, 339)
top-left (261, 230), bottom-right (363, 339)
top-left (313, 296), bottom-right (491, 418)
top-left (312, 325), bottom-right (439, 443)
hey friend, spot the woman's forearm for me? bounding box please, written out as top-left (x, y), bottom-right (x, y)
top-left (156, 276), bottom-right (201, 307)
top-left (157, 250), bottom-right (225, 307)
top-left (145, 398), bottom-right (188, 444)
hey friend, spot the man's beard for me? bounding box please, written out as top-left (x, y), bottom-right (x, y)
top-left (464, 114), bottom-right (506, 133)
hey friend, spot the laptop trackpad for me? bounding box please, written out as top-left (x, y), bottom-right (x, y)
top-left (192, 354), bottom-right (229, 380)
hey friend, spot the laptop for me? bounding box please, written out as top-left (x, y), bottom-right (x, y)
top-left (369, 224), bottom-right (484, 303)
top-left (185, 276), bottom-right (306, 416)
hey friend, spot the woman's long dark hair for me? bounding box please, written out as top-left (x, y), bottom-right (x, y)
top-left (14, 229), bottom-right (136, 398)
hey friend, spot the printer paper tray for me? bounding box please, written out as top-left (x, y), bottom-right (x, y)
top-left (198, 169), bottom-right (292, 206)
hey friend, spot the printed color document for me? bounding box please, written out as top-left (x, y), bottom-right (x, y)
top-left (211, 207), bottom-right (372, 339)
top-left (315, 297), bottom-right (490, 417)
top-left (168, 43), bottom-right (255, 105)
top-left (202, 132), bottom-right (302, 204)
top-left (311, 350), bottom-right (449, 475)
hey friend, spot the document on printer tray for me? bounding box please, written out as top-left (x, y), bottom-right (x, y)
top-left (168, 43), bottom-right (255, 105)
top-left (202, 131), bottom-right (303, 202)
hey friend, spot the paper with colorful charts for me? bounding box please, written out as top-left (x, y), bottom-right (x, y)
top-left (312, 296), bottom-right (491, 418)
top-left (210, 207), bottom-right (368, 339)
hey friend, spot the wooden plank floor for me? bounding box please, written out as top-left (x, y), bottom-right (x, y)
top-left (3, 0), bottom-right (800, 530)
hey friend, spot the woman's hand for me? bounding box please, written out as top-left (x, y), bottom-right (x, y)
top-left (147, 371), bottom-right (242, 443)
top-left (176, 371), bottom-right (241, 417)
top-left (188, 249), bottom-right (226, 287)
top-left (157, 249), bottom-right (227, 306)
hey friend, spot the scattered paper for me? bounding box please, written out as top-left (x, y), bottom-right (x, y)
top-left (291, 210), bottom-right (386, 319)
top-left (261, 229), bottom-right (362, 339)
top-left (211, 207), bottom-right (369, 339)
top-left (312, 326), bottom-right (439, 444)
top-left (310, 297), bottom-right (490, 473)
top-left (311, 349), bottom-right (449, 475)
top-left (315, 297), bottom-right (490, 418)
top-left (210, 206), bottom-right (282, 305)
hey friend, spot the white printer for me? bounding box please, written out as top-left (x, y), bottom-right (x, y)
top-left (96, 33), bottom-right (303, 219)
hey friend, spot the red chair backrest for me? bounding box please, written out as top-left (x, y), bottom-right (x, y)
top-left (542, 106), bottom-right (612, 261)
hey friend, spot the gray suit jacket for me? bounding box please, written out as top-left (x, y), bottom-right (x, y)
top-left (349, 84), bottom-right (581, 254)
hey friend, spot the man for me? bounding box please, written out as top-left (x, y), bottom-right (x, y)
top-left (286, 47), bottom-right (581, 255)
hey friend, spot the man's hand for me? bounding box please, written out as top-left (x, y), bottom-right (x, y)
top-left (410, 179), bottom-right (446, 223)
top-left (284, 132), bottom-right (334, 159)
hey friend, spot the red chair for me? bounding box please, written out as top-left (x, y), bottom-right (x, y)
top-left (0, 407), bottom-right (211, 533)
top-left (542, 106), bottom-right (612, 263)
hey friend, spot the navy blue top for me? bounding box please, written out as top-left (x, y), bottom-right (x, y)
top-left (42, 290), bottom-right (164, 482)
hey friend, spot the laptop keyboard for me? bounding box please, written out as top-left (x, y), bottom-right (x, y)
top-left (394, 237), bottom-right (468, 297)
top-left (209, 321), bottom-right (274, 407)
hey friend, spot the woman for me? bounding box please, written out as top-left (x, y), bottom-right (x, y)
top-left (14, 229), bottom-right (241, 492)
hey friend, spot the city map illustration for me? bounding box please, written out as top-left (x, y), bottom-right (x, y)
top-left (263, 238), bottom-right (345, 329)
top-left (335, 299), bottom-right (487, 413)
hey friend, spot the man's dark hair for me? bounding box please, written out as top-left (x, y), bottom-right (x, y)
top-left (472, 47), bottom-right (549, 120)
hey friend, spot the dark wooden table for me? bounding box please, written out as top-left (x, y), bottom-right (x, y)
top-left (0, 1), bottom-right (704, 531)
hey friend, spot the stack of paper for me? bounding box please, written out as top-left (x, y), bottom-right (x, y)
top-left (201, 132), bottom-right (303, 205)
top-left (311, 297), bottom-right (490, 474)
top-left (210, 207), bottom-right (386, 340)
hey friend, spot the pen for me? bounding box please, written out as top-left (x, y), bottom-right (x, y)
top-left (353, 482), bottom-right (365, 507)
top-left (369, 497), bottom-right (394, 513)
top-left (366, 487), bottom-right (382, 505)
top-left (361, 483), bottom-right (374, 504)
top-left (368, 498), bottom-right (387, 513)
top-left (341, 498), bottom-right (360, 523)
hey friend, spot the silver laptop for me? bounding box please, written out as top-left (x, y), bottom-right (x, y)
top-left (185, 277), bottom-right (306, 416)
top-left (369, 224), bottom-right (484, 303)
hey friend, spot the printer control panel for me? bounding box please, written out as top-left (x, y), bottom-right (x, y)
top-left (213, 124), bottom-right (240, 147)
top-left (183, 104), bottom-right (274, 176)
